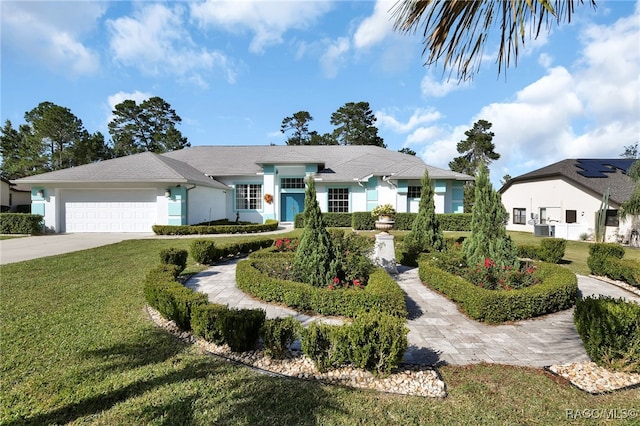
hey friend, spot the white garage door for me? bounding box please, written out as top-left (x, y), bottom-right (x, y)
top-left (63, 189), bottom-right (157, 233)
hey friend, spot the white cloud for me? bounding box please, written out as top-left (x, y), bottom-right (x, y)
top-left (190, 0), bottom-right (333, 53)
top-left (320, 37), bottom-right (350, 78)
top-left (353, 0), bottom-right (395, 49)
top-left (0, 1), bottom-right (103, 75)
top-left (377, 108), bottom-right (442, 133)
top-left (107, 4), bottom-right (236, 87)
top-left (421, 73), bottom-right (470, 98)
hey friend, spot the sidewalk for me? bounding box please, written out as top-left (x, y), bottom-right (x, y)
top-left (185, 259), bottom-right (640, 367)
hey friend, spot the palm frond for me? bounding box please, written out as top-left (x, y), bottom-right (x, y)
top-left (392, 0), bottom-right (596, 80)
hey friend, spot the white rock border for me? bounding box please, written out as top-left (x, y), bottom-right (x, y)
top-left (547, 362), bottom-right (640, 394)
top-left (145, 305), bottom-right (447, 398)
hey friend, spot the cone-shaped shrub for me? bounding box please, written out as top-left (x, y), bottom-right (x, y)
top-left (403, 168), bottom-right (445, 253)
top-left (293, 177), bottom-right (340, 287)
top-left (463, 165), bottom-right (518, 269)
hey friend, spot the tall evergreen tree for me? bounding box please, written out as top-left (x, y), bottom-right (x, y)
top-left (403, 168), bottom-right (445, 253)
top-left (621, 160), bottom-right (640, 217)
top-left (330, 101), bottom-right (385, 147)
top-left (463, 165), bottom-right (518, 269)
top-left (292, 177), bottom-right (340, 287)
top-left (0, 120), bottom-right (48, 179)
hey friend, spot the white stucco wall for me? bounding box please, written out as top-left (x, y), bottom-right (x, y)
top-left (187, 186), bottom-right (227, 224)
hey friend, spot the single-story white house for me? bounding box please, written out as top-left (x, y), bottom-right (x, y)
top-left (1, 176), bottom-right (31, 213)
top-left (500, 159), bottom-right (638, 243)
top-left (15, 145), bottom-right (473, 233)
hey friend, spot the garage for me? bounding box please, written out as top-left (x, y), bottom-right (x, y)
top-left (62, 189), bottom-right (157, 233)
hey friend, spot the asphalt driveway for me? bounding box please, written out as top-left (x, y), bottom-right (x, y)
top-left (0, 233), bottom-right (155, 265)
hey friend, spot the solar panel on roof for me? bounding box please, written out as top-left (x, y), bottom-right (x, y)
top-left (575, 159), bottom-right (636, 178)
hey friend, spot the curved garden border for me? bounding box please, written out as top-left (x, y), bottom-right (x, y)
top-left (418, 260), bottom-right (578, 323)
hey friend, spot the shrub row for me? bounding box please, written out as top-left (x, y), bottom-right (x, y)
top-left (191, 303), bottom-right (266, 352)
top-left (190, 238), bottom-right (275, 264)
top-left (418, 260), bottom-right (578, 323)
top-left (574, 296), bottom-right (640, 373)
top-left (516, 238), bottom-right (567, 263)
top-left (0, 213), bottom-right (43, 235)
top-left (236, 257), bottom-right (407, 318)
top-left (587, 243), bottom-right (640, 289)
top-left (152, 219), bottom-right (279, 235)
top-left (295, 212), bottom-right (471, 231)
top-left (160, 248), bottom-right (188, 273)
top-left (301, 312), bottom-right (408, 375)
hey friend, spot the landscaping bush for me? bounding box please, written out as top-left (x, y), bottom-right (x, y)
top-left (218, 308), bottom-right (266, 352)
top-left (301, 312), bottom-right (407, 375)
top-left (260, 316), bottom-right (301, 359)
top-left (587, 243), bottom-right (640, 288)
top-left (191, 303), bottom-right (228, 344)
top-left (143, 264), bottom-right (208, 330)
top-left (538, 238), bottom-right (567, 263)
top-left (190, 240), bottom-right (218, 264)
top-left (152, 220), bottom-right (278, 235)
top-left (589, 243), bottom-right (625, 259)
top-left (418, 259), bottom-right (577, 323)
top-left (439, 213), bottom-right (472, 231)
top-left (574, 296), bottom-right (640, 373)
top-left (237, 256), bottom-right (407, 318)
top-left (0, 213), bottom-right (43, 235)
top-left (392, 213), bottom-right (415, 230)
top-left (159, 248), bottom-right (188, 273)
top-left (294, 212), bottom-right (352, 228)
top-left (351, 212), bottom-right (376, 230)
top-left (517, 244), bottom-right (540, 260)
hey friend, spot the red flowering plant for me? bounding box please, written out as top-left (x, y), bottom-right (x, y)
top-left (273, 238), bottom-right (298, 252)
top-left (462, 257), bottom-right (539, 291)
top-left (328, 276), bottom-right (365, 291)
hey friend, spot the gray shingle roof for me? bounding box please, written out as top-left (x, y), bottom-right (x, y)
top-left (16, 151), bottom-right (228, 189)
top-left (500, 159), bottom-right (637, 205)
top-left (16, 146), bottom-right (473, 187)
top-left (163, 145), bottom-right (473, 182)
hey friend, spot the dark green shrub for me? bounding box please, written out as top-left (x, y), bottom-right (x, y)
top-left (392, 213), bottom-right (416, 230)
top-left (301, 323), bottom-right (346, 372)
top-left (419, 260), bottom-right (577, 323)
top-left (191, 303), bottom-right (228, 344)
top-left (346, 312), bottom-right (408, 375)
top-left (323, 213), bottom-right (352, 227)
top-left (331, 231), bottom-right (375, 283)
top-left (218, 308), bottom-right (266, 352)
top-left (403, 169), bottom-right (445, 255)
top-left (538, 238), bottom-right (566, 263)
top-left (574, 296), bottom-right (640, 373)
top-left (589, 243), bottom-right (625, 259)
top-left (598, 257), bottom-right (640, 287)
top-left (0, 213), bottom-right (43, 234)
top-left (159, 248), bottom-right (188, 273)
top-left (439, 213), bottom-right (472, 231)
top-left (261, 316), bottom-right (301, 359)
top-left (143, 264), bottom-right (208, 330)
top-left (352, 212), bottom-right (376, 230)
top-left (152, 220), bottom-right (278, 235)
top-left (294, 213), bottom-right (305, 229)
top-left (518, 244), bottom-right (540, 260)
top-left (190, 239), bottom-right (218, 264)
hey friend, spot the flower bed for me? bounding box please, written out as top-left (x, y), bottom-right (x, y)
top-left (418, 259), bottom-right (578, 323)
top-left (236, 253), bottom-right (407, 318)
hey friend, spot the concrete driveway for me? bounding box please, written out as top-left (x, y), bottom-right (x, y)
top-left (0, 233), bottom-right (155, 265)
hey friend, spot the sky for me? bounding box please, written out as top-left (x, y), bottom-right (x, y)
top-left (2, 0), bottom-right (639, 187)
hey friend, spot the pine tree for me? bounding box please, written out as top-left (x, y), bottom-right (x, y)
top-left (292, 177), bottom-right (340, 287)
top-left (463, 165), bottom-right (518, 269)
top-left (404, 168), bottom-right (445, 253)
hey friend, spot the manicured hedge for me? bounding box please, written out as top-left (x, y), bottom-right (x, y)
top-left (144, 264), bottom-right (209, 330)
top-left (418, 260), bottom-right (578, 323)
top-left (574, 296), bottom-right (640, 373)
top-left (236, 255), bottom-right (407, 318)
top-left (190, 238), bottom-right (275, 264)
top-left (152, 219), bottom-right (279, 235)
top-left (301, 312), bottom-right (408, 375)
top-left (516, 239), bottom-right (567, 263)
top-left (295, 211), bottom-right (472, 231)
top-left (587, 243), bottom-right (640, 288)
top-left (159, 248), bottom-right (188, 273)
top-left (0, 213), bottom-right (43, 235)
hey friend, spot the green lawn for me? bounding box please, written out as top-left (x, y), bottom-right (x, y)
top-left (1, 234), bottom-right (639, 425)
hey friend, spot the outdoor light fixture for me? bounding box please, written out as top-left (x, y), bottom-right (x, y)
top-left (36, 190), bottom-right (44, 197)
top-left (165, 189), bottom-right (171, 198)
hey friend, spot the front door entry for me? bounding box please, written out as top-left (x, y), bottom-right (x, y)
top-left (281, 193), bottom-right (305, 222)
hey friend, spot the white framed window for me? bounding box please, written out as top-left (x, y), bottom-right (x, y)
top-left (328, 188), bottom-right (349, 213)
top-left (235, 184), bottom-right (262, 210)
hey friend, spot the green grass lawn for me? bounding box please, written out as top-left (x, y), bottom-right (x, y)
top-left (1, 234), bottom-right (639, 425)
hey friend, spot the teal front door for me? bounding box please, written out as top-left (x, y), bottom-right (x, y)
top-left (281, 193), bottom-right (305, 222)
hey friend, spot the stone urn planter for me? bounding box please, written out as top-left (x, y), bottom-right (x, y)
top-left (375, 217), bottom-right (394, 233)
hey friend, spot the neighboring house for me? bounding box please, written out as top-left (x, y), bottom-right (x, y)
top-left (0, 176), bottom-right (31, 213)
top-left (500, 159), bottom-right (638, 243)
top-left (15, 145), bottom-right (472, 233)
